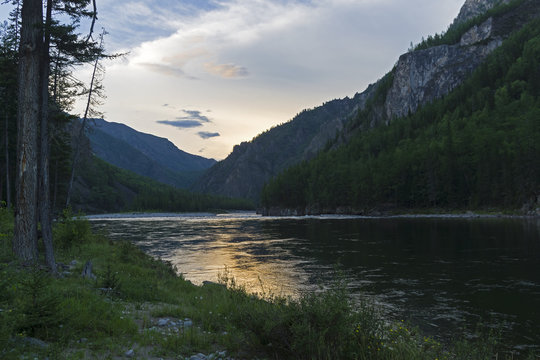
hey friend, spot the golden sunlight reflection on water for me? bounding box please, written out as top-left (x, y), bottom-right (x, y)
top-left (167, 231), bottom-right (311, 298)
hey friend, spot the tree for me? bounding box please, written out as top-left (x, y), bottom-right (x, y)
top-left (39, 0), bottom-right (55, 272)
top-left (0, 18), bottom-right (18, 209)
top-left (12, 0), bottom-right (102, 268)
top-left (13, 0), bottom-right (43, 263)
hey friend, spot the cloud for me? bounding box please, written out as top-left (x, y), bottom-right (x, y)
top-left (179, 109), bottom-right (211, 123)
top-left (157, 109), bottom-right (212, 129)
top-left (198, 131), bottom-right (221, 139)
top-left (139, 63), bottom-right (193, 79)
top-left (204, 62), bottom-right (249, 78)
top-left (157, 120), bottom-right (203, 128)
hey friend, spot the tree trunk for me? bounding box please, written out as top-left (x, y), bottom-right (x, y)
top-left (39, 0), bottom-right (56, 273)
top-left (14, 0), bottom-right (43, 263)
top-left (4, 113), bottom-right (10, 209)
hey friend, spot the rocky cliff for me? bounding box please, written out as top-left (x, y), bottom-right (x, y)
top-left (384, 0), bottom-right (540, 121)
top-left (452, 0), bottom-right (509, 26)
top-left (194, 0), bottom-right (540, 202)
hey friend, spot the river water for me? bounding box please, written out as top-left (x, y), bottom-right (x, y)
top-left (88, 212), bottom-right (540, 350)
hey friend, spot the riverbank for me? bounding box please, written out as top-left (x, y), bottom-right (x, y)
top-left (260, 205), bottom-right (540, 218)
top-left (0, 208), bottom-right (537, 359)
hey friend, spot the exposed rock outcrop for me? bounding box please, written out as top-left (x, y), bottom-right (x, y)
top-left (384, 0), bottom-right (540, 121)
top-left (452, 0), bottom-right (509, 26)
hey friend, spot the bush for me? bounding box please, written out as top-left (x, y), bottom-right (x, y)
top-left (0, 205), bottom-right (14, 261)
top-left (53, 208), bottom-right (91, 250)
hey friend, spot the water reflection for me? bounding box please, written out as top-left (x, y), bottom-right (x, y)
top-left (89, 213), bottom-right (540, 350)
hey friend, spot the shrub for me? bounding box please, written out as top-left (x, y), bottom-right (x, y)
top-left (53, 208), bottom-right (91, 250)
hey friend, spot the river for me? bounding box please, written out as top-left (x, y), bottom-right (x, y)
top-left (88, 212), bottom-right (540, 351)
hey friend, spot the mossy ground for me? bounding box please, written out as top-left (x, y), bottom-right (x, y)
top-left (0, 206), bottom-right (536, 359)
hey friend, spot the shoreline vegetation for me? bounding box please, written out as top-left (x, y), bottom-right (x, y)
top-left (259, 207), bottom-right (540, 218)
top-left (0, 207), bottom-right (538, 359)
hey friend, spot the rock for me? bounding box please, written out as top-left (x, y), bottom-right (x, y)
top-left (157, 318), bottom-right (170, 326)
top-left (125, 349), bottom-right (135, 358)
top-left (385, 39), bottom-right (502, 121)
top-left (385, 0), bottom-right (540, 122)
top-left (460, 17), bottom-right (493, 46)
top-left (452, 0), bottom-right (509, 26)
top-left (189, 353), bottom-right (207, 360)
top-left (23, 337), bottom-right (49, 349)
top-left (183, 319), bottom-right (193, 327)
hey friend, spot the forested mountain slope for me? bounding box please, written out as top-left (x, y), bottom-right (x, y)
top-left (88, 118), bottom-right (216, 188)
top-left (194, 0), bottom-right (538, 203)
top-left (70, 156), bottom-right (253, 214)
top-left (262, 18), bottom-right (540, 215)
top-left (192, 93), bottom-right (375, 201)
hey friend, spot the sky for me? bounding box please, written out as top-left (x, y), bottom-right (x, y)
top-left (2, 0), bottom-right (465, 160)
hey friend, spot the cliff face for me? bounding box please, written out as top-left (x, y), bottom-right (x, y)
top-left (384, 0), bottom-right (540, 121)
top-left (384, 19), bottom-right (500, 120)
top-left (194, 0), bottom-right (540, 202)
top-left (452, 0), bottom-right (509, 25)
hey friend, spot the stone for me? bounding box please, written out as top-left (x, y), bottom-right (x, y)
top-left (189, 353), bottom-right (207, 360)
top-left (125, 349), bottom-right (135, 358)
top-left (181, 319), bottom-right (193, 327)
top-left (69, 260), bottom-right (78, 270)
top-left (23, 337), bottom-right (49, 349)
top-left (460, 17), bottom-right (493, 46)
top-left (452, 0), bottom-right (510, 26)
top-left (157, 318), bottom-right (170, 326)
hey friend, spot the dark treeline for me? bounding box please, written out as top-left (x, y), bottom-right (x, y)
top-left (262, 18), bottom-right (540, 213)
top-left (73, 156), bottom-right (254, 214)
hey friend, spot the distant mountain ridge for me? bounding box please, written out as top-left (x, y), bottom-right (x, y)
top-left (194, 0), bottom-right (540, 202)
top-left (87, 118), bottom-right (216, 188)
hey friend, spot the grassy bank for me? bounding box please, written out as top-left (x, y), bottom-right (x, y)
top-left (0, 206), bottom-right (536, 359)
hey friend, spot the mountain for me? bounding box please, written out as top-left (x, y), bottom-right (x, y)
top-left (192, 95), bottom-right (372, 201)
top-left (262, 8), bottom-right (540, 214)
top-left (194, 0), bottom-right (540, 203)
top-left (87, 118), bottom-right (216, 188)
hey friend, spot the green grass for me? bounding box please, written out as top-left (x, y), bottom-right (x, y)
top-left (0, 205), bottom-right (538, 359)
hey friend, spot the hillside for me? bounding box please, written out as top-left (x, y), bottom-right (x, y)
top-left (192, 94), bottom-right (374, 201)
top-left (69, 156), bottom-right (253, 214)
top-left (87, 119), bottom-right (216, 188)
top-left (261, 16), bottom-right (540, 215)
top-left (194, 0), bottom-right (538, 203)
